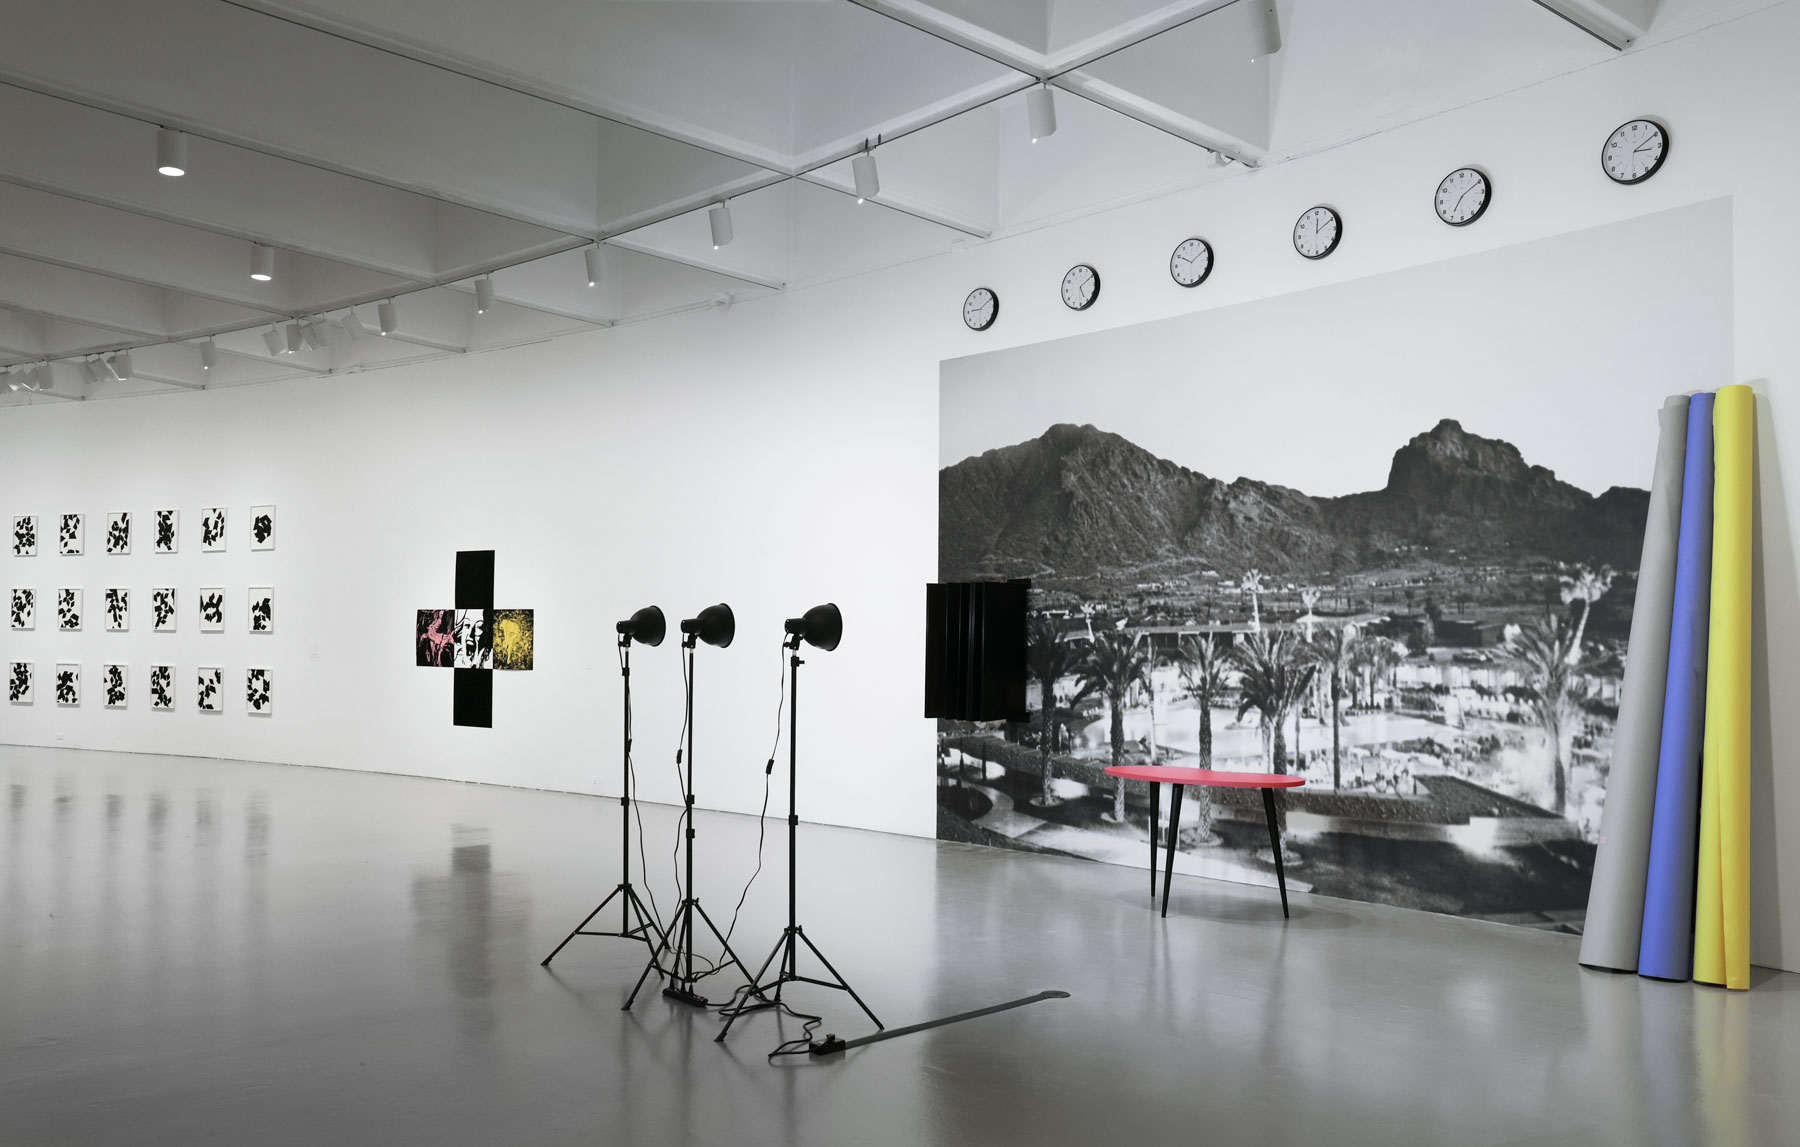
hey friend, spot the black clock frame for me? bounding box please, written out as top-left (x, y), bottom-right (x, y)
top-left (1169, 238), bottom-right (1214, 288)
top-left (1602, 119), bottom-right (1670, 186)
top-left (1435, 167), bottom-right (1492, 228)
top-left (1061, 264), bottom-right (1101, 311)
top-left (1293, 207), bottom-right (1343, 261)
top-left (962, 287), bottom-right (999, 332)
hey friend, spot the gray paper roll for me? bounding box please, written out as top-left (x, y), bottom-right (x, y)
top-left (1578, 394), bottom-right (1689, 972)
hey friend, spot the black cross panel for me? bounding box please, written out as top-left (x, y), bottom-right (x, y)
top-left (453, 549), bottom-right (494, 728)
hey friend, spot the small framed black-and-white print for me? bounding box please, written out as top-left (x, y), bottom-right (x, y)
top-left (55, 662), bottom-right (80, 707)
top-left (57, 587), bottom-right (82, 631)
top-left (247, 668), bottom-right (273, 716)
top-left (249, 587), bottom-right (273, 634)
top-left (8, 662), bottom-right (32, 705)
top-left (105, 512), bottom-right (131, 555)
top-left (200, 507), bottom-right (226, 552)
top-left (153, 509), bottom-right (178, 554)
top-left (197, 666), bottom-right (223, 712)
top-left (250, 505), bottom-right (276, 551)
top-left (59, 514), bottom-right (83, 555)
top-left (13, 515), bottom-right (38, 556)
top-left (151, 587), bottom-right (176, 632)
top-left (102, 664), bottom-right (128, 709)
top-left (104, 587), bottom-right (130, 631)
top-left (149, 665), bottom-right (175, 711)
top-left (199, 588), bottom-right (225, 633)
top-left (10, 588), bottom-right (34, 630)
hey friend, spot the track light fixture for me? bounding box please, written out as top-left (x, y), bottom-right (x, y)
top-left (378, 299), bottom-right (397, 336)
top-left (615, 605), bottom-right (666, 648)
top-left (299, 319), bottom-right (328, 351)
top-left (5, 369), bottom-right (21, 394)
top-left (585, 245), bottom-right (603, 287)
top-left (1027, 83), bottom-right (1057, 142)
top-left (250, 243), bottom-right (275, 282)
top-left (156, 128), bottom-right (188, 177)
top-left (108, 351), bottom-right (132, 381)
top-left (709, 202), bottom-right (734, 250)
top-left (262, 326), bottom-right (284, 356)
top-left (339, 308), bottom-right (368, 342)
top-left (33, 363), bottom-right (54, 391)
top-left (784, 602), bottom-right (843, 652)
top-left (475, 275), bottom-right (495, 315)
top-left (679, 603), bottom-right (735, 649)
top-left (852, 143), bottom-right (880, 203)
top-left (284, 322), bottom-right (303, 355)
top-left (200, 338), bottom-right (218, 371)
top-left (77, 358), bottom-right (100, 385)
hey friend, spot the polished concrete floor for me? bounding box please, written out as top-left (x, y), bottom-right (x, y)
top-left (3, 746), bottom-right (1796, 1147)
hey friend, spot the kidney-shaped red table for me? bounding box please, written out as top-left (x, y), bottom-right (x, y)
top-left (1104, 765), bottom-right (1306, 919)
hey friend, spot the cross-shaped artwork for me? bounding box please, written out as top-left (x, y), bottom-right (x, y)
top-left (416, 550), bottom-right (533, 728)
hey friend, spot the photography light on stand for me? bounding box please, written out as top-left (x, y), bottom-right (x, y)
top-left (540, 606), bottom-right (670, 974)
top-left (715, 603), bottom-right (884, 1046)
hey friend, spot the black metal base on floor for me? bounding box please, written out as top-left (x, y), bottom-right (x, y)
top-left (1157, 783), bottom-right (1290, 920)
top-left (714, 924), bottom-right (883, 1043)
top-left (539, 881), bottom-right (665, 968)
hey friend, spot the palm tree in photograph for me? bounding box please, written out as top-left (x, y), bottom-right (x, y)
top-left (1558, 564), bottom-right (1616, 665)
top-left (1307, 624), bottom-right (1358, 792)
top-left (1241, 569), bottom-right (1265, 632)
top-left (1351, 634), bottom-right (1402, 709)
top-left (1079, 627), bottom-right (1151, 824)
top-left (1027, 613), bottom-right (1091, 807)
top-left (1232, 631), bottom-right (1317, 843)
top-left (1173, 632), bottom-right (1230, 843)
top-left (1502, 615), bottom-right (1588, 818)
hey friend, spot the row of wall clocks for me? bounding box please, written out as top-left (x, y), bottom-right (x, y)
top-left (960, 116), bottom-right (1670, 331)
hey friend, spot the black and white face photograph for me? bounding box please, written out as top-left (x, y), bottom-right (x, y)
top-left (56, 587), bottom-right (82, 631)
top-left (10, 587), bottom-right (33, 630)
top-left (13, 514), bottom-right (37, 556)
top-left (8, 661), bottom-right (32, 705)
top-left (102, 663), bottom-right (128, 709)
top-left (196, 666), bottom-right (223, 712)
top-left (58, 513), bottom-right (82, 555)
top-left (54, 662), bottom-right (80, 708)
top-left (104, 587), bottom-right (130, 631)
top-left (200, 507), bottom-right (226, 551)
top-left (199, 588), bottom-right (225, 633)
top-left (105, 511), bottom-right (131, 554)
top-left (454, 608), bottom-right (492, 669)
top-left (249, 587), bottom-right (273, 633)
top-left (148, 664), bottom-right (174, 711)
top-left (154, 508), bottom-right (178, 554)
top-left (937, 204), bottom-right (1730, 930)
top-left (250, 504), bottom-right (276, 550)
top-left (151, 587), bottom-right (176, 632)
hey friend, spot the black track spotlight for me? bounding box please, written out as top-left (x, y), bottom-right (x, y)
top-left (679, 603), bottom-right (735, 648)
top-left (784, 602), bottom-right (843, 652)
top-left (615, 605), bottom-right (666, 647)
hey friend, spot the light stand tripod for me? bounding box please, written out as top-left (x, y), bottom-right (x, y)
top-left (717, 611), bottom-right (882, 1044)
top-left (540, 630), bottom-right (666, 976)
top-left (627, 606), bottom-right (761, 1009)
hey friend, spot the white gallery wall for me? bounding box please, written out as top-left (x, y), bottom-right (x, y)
top-left (2, 2), bottom-right (1797, 969)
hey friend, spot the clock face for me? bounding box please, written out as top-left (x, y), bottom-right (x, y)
top-left (1060, 264), bottom-right (1100, 311)
top-left (1602, 119), bottom-right (1669, 184)
top-left (1293, 206), bottom-right (1341, 259)
top-left (962, 287), bottom-right (998, 331)
top-left (1435, 168), bottom-right (1491, 227)
top-left (1169, 238), bottom-right (1213, 287)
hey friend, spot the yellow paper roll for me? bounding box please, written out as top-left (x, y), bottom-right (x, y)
top-left (1694, 385), bottom-right (1754, 989)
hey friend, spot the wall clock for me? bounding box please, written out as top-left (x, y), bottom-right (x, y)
top-left (1434, 168), bottom-right (1491, 227)
top-left (962, 287), bottom-right (998, 331)
top-left (1169, 238), bottom-right (1214, 287)
top-left (1602, 119), bottom-right (1669, 185)
top-left (1293, 206), bottom-right (1342, 260)
top-left (1060, 264), bottom-right (1100, 310)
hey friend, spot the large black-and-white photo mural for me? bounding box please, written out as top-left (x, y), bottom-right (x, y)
top-left (935, 204), bottom-right (1731, 932)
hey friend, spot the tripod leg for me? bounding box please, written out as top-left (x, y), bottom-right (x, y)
top-left (715, 929), bottom-right (792, 1043)
top-left (796, 928), bottom-right (883, 1029)
top-left (623, 885), bottom-right (666, 947)
top-left (540, 887), bottom-right (624, 966)
top-left (624, 906), bottom-right (678, 1010)
top-left (691, 900), bottom-right (764, 988)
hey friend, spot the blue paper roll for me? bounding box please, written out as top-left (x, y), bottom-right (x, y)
top-left (1637, 390), bottom-right (1715, 981)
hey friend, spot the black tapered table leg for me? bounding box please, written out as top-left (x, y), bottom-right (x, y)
top-left (1160, 784), bottom-right (1184, 919)
top-left (1149, 781), bottom-right (1160, 902)
top-left (1262, 788), bottom-right (1290, 918)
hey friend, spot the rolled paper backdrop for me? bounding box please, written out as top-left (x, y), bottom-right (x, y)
top-left (1579, 395), bottom-right (1687, 972)
top-left (1693, 384), bottom-right (1754, 990)
top-left (1638, 390), bottom-right (1715, 981)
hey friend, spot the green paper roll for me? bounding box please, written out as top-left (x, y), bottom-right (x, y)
top-left (1693, 384), bottom-right (1753, 990)
top-left (1579, 395), bottom-right (1688, 972)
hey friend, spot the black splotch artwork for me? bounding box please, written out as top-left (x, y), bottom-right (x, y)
top-left (250, 505), bottom-right (276, 550)
top-left (149, 665), bottom-right (174, 711)
top-left (57, 588), bottom-right (82, 631)
top-left (55, 663), bottom-right (79, 707)
top-left (151, 588), bottom-right (176, 632)
top-left (199, 588), bottom-right (225, 633)
top-left (104, 587), bottom-right (130, 631)
top-left (10, 588), bottom-right (34, 631)
top-left (197, 667), bottom-right (222, 712)
top-left (154, 509), bottom-right (178, 554)
top-left (9, 662), bottom-right (32, 705)
top-left (249, 588), bottom-right (273, 634)
top-left (106, 512), bottom-right (131, 555)
top-left (247, 668), bottom-right (273, 716)
top-left (416, 550), bottom-right (535, 728)
top-left (200, 507), bottom-right (226, 552)
top-left (103, 664), bottom-right (127, 709)
top-left (13, 515), bottom-right (37, 556)
top-left (58, 514), bottom-right (83, 555)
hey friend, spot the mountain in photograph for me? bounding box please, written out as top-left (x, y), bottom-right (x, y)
top-left (940, 419), bottom-right (1648, 580)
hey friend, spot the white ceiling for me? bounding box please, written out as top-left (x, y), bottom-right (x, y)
top-left (0, 0), bottom-right (1761, 401)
